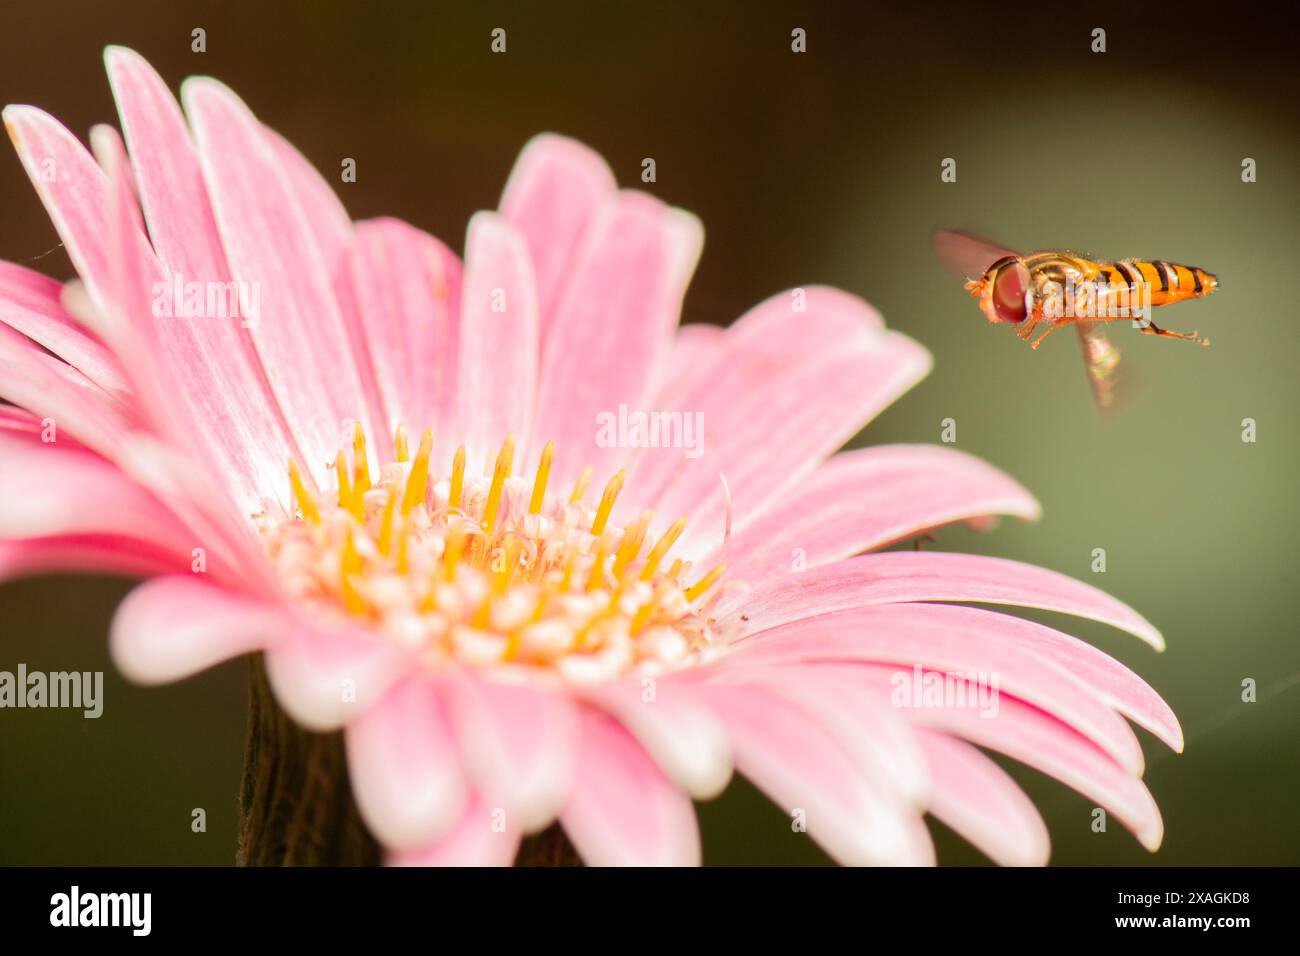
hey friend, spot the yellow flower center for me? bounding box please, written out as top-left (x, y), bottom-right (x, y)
top-left (257, 426), bottom-right (727, 683)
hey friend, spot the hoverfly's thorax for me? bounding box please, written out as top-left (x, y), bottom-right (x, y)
top-left (1024, 254), bottom-right (1089, 319)
top-left (1026, 254), bottom-right (1085, 289)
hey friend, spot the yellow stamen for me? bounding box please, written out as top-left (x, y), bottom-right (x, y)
top-left (340, 576), bottom-right (367, 615)
top-left (342, 524), bottom-right (363, 575)
top-left (400, 429), bottom-right (433, 516)
top-left (377, 490), bottom-right (398, 556)
top-left (288, 459), bottom-right (320, 524)
top-left (586, 533), bottom-right (612, 592)
top-left (574, 584), bottom-right (625, 650)
top-left (336, 450), bottom-right (361, 519)
top-left (530, 589), bottom-right (550, 623)
top-left (395, 521), bottom-right (409, 574)
top-left (529, 441), bottom-right (554, 516)
top-left (475, 538), bottom-right (518, 629)
top-left (558, 550), bottom-right (577, 592)
top-left (442, 525), bottom-right (466, 583)
top-left (591, 469), bottom-right (625, 536)
top-left (464, 534), bottom-right (483, 569)
top-left (612, 510), bottom-right (652, 580)
top-left (493, 537), bottom-right (521, 594)
top-left (629, 600), bottom-right (655, 636)
top-left (684, 563), bottom-right (726, 602)
top-left (640, 517), bottom-right (687, 581)
top-left (481, 434), bottom-right (515, 535)
top-left (273, 433), bottom-right (725, 670)
top-left (340, 526), bottom-right (367, 614)
top-left (449, 445), bottom-right (467, 512)
top-left (568, 466), bottom-right (592, 504)
top-left (571, 607), bottom-right (604, 650)
top-left (471, 595), bottom-right (492, 629)
top-left (353, 424), bottom-right (370, 496)
top-left (523, 543), bottom-right (544, 584)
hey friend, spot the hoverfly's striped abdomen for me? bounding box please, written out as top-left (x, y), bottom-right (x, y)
top-left (1106, 259), bottom-right (1218, 307)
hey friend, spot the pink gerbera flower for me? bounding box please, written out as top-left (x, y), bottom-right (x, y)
top-left (0, 48), bottom-right (1181, 866)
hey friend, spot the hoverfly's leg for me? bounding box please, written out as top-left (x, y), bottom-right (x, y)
top-left (1138, 320), bottom-right (1210, 346)
top-left (1030, 319), bottom-right (1071, 350)
top-left (1016, 314), bottom-right (1041, 340)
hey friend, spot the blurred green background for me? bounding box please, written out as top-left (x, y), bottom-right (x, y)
top-left (1, 1), bottom-right (1296, 865)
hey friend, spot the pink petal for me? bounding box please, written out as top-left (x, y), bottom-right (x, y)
top-left (580, 677), bottom-right (732, 798)
top-left (734, 551), bottom-right (1165, 650)
top-left (2, 105), bottom-right (145, 322)
top-left (104, 47), bottom-right (296, 505)
top-left (0, 434), bottom-right (200, 560)
top-left (702, 662), bottom-right (929, 806)
top-left (681, 329), bottom-right (931, 556)
top-left (262, 123), bottom-right (390, 465)
top-left (915, 730), bottom-right (1051, 867)
top-left (0, 286), bottom-right (264, 581)
top-left (629, 292), bottom-right (930, 556)
top-left (346, 218), bottom-right (462, 457)
top-left (0, 321), bottom-right (135, 459)
top-left (1, 107), bottom-right (176, 429)
top-left (456, 212), bottom-right (539, 474)
top-left (626, 287), bottom-right (886, 511)
top-left (528, 191), bottom-right (702, 488)
top-left (844, 663), bottom-right (1165, 851)
top-left (716, 444), bottom-right (1041, 587)
top-left (388, 793), bottom-right (520, 867)
top-left (818, 602), bottom-right (1182, 752)
top-left (110, 431), bottom-right (274, 590)
top-left (89, 123), bottom-right (192, 432)
top-left (264, 624), bottom-right (415, 732)
top-left (345, 678), bottom-right (469, 851)
top-left (559, 707), bottom-right (701, 866)
top-left (0, 261), bottom-right (127, 397)
top-left (697, 680), bottom-right (935, 865)
top-left (110, 576), bottom-right (280, 684)
top-left (732, 604), bottom-right (1147, 775)
top-left (4, 106), bottom-right (217, 481)
top-left (0, 405), bottom-right (43, 437)
top-left (262, 123), bottom-right (353, 264)
top-left (443, 675), bottom-right (577, 833)
top-left (653, 322), bottom-right (727, 411)
top-left (182, 77), bottom-right (372, 487)
top-left (498, 133), bottom-right (617, 346)
top-left (104, 47), bottom-right (231, 289)
top-left (92, 126), bottom-right (272, 572)
top-left (0, 534), bottom-right (184, 583)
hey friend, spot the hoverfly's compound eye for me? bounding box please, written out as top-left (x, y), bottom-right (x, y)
top-left (989, 258), bottom-right (1031, 323)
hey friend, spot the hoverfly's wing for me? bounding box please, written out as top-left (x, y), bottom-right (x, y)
top-left (1075, 319), bottom-right (1137, 420)
top-left (932, 229), bottom-right (1020, 281)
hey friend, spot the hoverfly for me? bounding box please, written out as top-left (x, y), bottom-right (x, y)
top-left (934, 230), bottom-right (1218, 417)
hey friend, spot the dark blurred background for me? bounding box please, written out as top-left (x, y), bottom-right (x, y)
top-left (1, 1), bottom-right (1296, 865)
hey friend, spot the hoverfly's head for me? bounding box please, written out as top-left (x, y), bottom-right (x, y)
top-left (969, 255), bottom-right (1031, 323)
